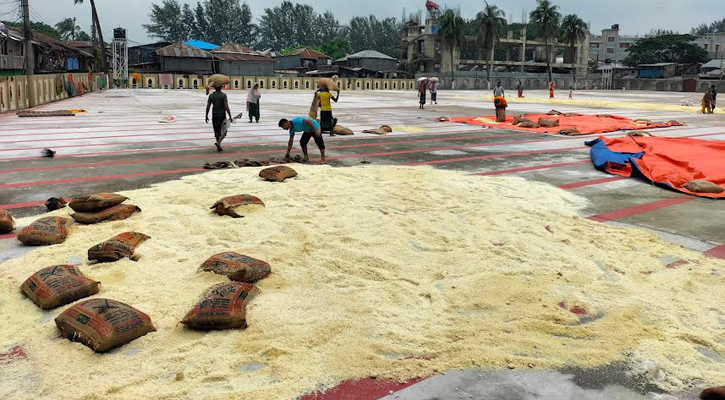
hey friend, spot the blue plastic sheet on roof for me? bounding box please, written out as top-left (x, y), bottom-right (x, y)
top-left (184, 40), bottom-right (218, 50)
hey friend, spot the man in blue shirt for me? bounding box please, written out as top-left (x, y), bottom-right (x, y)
top-left (279, 117), bottom-right (325, 163)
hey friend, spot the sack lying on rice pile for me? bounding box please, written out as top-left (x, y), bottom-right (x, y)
top-left (627, 130), bottom-right (652, 138)
top-left (45, 197), bottom-right (67, 211)
top-left (317, 76), bottom-right (339, 91)
top-left (55, 298), bottom-right (156, 353)
top-left (332, 125), bottom-right (353, 135)
top-left (207, 74), bottom-right (231, 88)
top-left (181, 282), bottom-right (259, 330)
top-left (260, 166), bottom-right (298, 182)
top-left (21, 265), bottom-right (100, 309)
top-left (0, 210), bottom-right (15, 233)
top-left (558, 128), bottom-right (581, 136)
top-left (211, 195), bottom-right (265, 219)
top-left (683, 180), bottom-right (725, 194)
top-left (69, 193), bottom-right (128, 212)
top-left (362, 125), bottom-right (393, 135)
top-left (88, 232), bottom-right (150, 263)
top-left (18, 217), bottom-right (72, 246)
top-left (71, 204), bottom-right (141, 224)
top-left (201, 252), bottom-right (271, 282)
top-left (538, 118), bottom-right (560, 128)
top-left (701, 387), bottom-right (725, 400)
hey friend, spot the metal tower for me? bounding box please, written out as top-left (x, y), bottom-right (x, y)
top-left (112, 28), bottom-right (128, 86)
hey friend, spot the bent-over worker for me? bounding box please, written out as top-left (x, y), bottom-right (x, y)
top-left (494, 96), bottom-right (508, 122)
top-left (279, 117), bottom-right (325, 164)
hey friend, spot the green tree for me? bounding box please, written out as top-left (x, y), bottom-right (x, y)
top-left (143, 0), bottom-right (187, 42)
top-left (318, 38), bottom-right (349, 61)
top-left (182, 4), bottom-right (197, 39)
top-left (76, 30), bottom-right (92, 41)
top-left (317, 11), bottom-right (342, 44)
top-left (530, 0), bottom-right (561, 82)
top-left (623, 34), bottom-right (709, 66)
top-left (691, 18), bottom-right (725, 36)
top-left (199, 0), bottom-right (256, 45)
top-left (2, 21), bottom-right (61, 39)
top-left (258, 1), bottom-right (303, 49)
top-left (55, 17), bottom-right (81, 40)
top-left (437, 10), bottom-right (466, 87)
top-left (344, 16), bottom-right (401, 58)
top-left (561, 14), bottom-right (588, 88)
top-left (73, 0), bottom-right (108, 76)
top-left (475, 2), bottom-right (506, 90)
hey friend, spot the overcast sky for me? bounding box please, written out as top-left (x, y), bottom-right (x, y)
top-left (3, 0), bottom-right (724, 44)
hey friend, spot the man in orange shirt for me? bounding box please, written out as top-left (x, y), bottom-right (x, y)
top-left (549, 81), bottom-right (555, 99)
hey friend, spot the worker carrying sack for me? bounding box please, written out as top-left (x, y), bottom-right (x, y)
top-left (55, 298), bottom-right (156, 353)
top-left (208, 74), bottom-right (231, 88)
top-left (88, 232), bottom-right (150, 263)
top-left (69, 193), bottom-right (128, 212)
top-left (0, 210), bottom-right (15, 233)
top-left (18, 217), bottom-right (72, 246)
top-left (21, 265), bottom-right (100, 309)
top-left (259, 166), bottom-right (298, 182)
top-left (71, 204), bottom-right (141, 225)
top-left (211, 195), bottom-right (265, 219)
top-left (317, 76), bottom-right (340, 92)
top-left (201, 252), bottom-right (271, 282)
top-left (181, 282), bottom-right (259, 330)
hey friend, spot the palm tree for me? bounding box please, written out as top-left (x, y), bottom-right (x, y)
top-left (55, 18), bottom-right (81, 40)
top-left (475, 2), bottom-right (506, 90)
top-left (73, 0), bottom-right (108, 76)
top-left (530, 0), bottom-right (561, 83)
top-left (437, 10), bottom-right (466, 89)
top-left (561, 14), bottom-right (588, 89)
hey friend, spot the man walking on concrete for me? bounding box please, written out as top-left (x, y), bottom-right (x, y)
top-left (493, 81), bottom-right (505, 98)
top-left (206, 84), bottom-right (233, 152)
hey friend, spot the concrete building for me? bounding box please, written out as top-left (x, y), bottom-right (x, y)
top-left (589, 24), bottom-right (639, 63)
top-left (400, 17), bottom-right (589, 81)
top-left (693, 32), bottom-right (725, 59)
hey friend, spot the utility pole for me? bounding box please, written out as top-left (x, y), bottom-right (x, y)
top-left (22, 0), bottom-right (36, 108)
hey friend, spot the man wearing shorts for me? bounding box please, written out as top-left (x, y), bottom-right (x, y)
top-left (205, 84), bottom-right (233, 151)
top-left (279, 117), bottom-right (325, 163)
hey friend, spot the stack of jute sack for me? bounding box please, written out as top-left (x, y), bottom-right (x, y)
top-left (68, 193), bottom-right (141, 225)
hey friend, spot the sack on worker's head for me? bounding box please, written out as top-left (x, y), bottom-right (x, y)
top-left (208, 74), bottom-right (231, 88)
top-left (55, 298), bottom-right (156, 353)
top-left (538, 118), bottom-right (560, 128)
top-left (181, 282), bottom-right (259, 330)
top-left (683, 180), bottom-right (725, 194)
top-left (69, 193), bottom-right (128, 212)
top-left (260, 166), bottom-right (298, 182)
top-left (21, 265), bottom-right (99, 309)
top-left (45, 197), bottom-right (67, 211)
top-left (627, 130), bottom-right (652, 138)
top-left (332, 125), bottom-right (354, 135)
top-left (558, 128), bottom-right (581, 136)
top-left (71, 204), bottom-right (141, 225)
top-left (201, 252), bottom-right (271, 282)
top-left (18, 217), bottom-right (72, 246)
top-left (518, 121), bottom-right (541, 129)
top-left (88, 232), bottom-right (150, 263)
top-left (211, 195), bottom-right (265, 219)
top-left (317, 77), bottom-right (339, 92)
top-left (0, 210), bottom-right (15, 233)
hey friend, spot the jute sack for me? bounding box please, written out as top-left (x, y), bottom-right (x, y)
top-left (317, 76), bottom-right (339, 92)
top-left (518, 121), bottom-right (540, 129)
top-left (331, 125), bottom-right (353, 135)
top-left (69, 193), bottom-right (128, 212)
top-left (260, 166), bottom-right (298, 182)
top-left (683, 180), bottom-right (725, 194)
top-left (45, 197), bottom-right (67, 211)
top-left (208, 74), bottom-right (231, 88)
top-left (201, 252), bottom-right (271, 282)
top-left (18, 217), bottom-right (72, 245)
top-left (538, 118), bottom-right (560, 128)
top-left (55, 298), bottom-right (156, 353)
top-left (211, 195), bottom-right (265, 219)
top-left (309, 95), bottom-right (320, 119)
top-left (181, 282), bottom-right (259, 330)
top-left (627, 130), bottom-right (652, 138)
top-left (21, 265), bottom-right (100, 309)
top-left (88, 232), bottom-right (150, 263)
top-left (0, 210), bottom-right (15, 233)
top-left (71, 204), bottom-right (141, 224)
top-left (558, 128), bottom-right (581, 136)
top-left (512, 115), bottom-right (526, 125)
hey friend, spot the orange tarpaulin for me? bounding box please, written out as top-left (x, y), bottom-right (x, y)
top-left (588, 136), bottom-right (725, 199)
top-left (449, 114), bottom-right (683, 135)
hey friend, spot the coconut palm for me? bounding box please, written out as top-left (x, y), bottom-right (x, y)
top-left (530, 0), bottom-right (561, 82)
top-left (561, 14), bottom-right (588, 89)
top-left (73, 0), bottom-right (108, 75)
top-left (437, 9), bottom-right (466, 88)
top-left (55, 18), bottom-right (81, 40)
top-left (475, 2), bottom-right (506, 90)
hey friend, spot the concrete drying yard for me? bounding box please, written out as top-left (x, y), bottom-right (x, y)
top-left (1, 88), bottom-right (724, 399)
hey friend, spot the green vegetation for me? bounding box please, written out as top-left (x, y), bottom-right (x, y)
top-left (623, 34), bottom-right (709, 66)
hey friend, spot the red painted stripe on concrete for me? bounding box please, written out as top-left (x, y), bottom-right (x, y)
top-left (704, 244), bottom-right (725, 259)
top-left (298, 377), bottom-right (426, 400)
top-left (0, 200), bottom-right (66, 210)
top-left (558, 176), bottom-right (627, 190)
top-left (587, 195), bottom-right (695, 222)
top-left (472, 160), bottom-right (590, 176)
top-left (0, 232), bottom-right (17, 240)
top-left (0, 168), bottom-right (204, 189)
top-left (405, 147), bottom-right (584, 166)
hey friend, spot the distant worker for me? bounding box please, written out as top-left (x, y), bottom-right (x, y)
top-left (494, 96), bottom-right (508, 122)
top-left (279, 117), bottom-right (325, 164)
top-left (315, 86), bottom-right (339, 134)
top-left (246, 84), bottom-right (261, 123)
top-left (418, 78), bottom-right (429, 109)
top-left (517, 81), bottom-right (524, 98)
top-left (493, 81), bottom-right (505, 98)
top-left (569, 87), bottom-right (574, 99)
top-left (710, 85), bottom-right (718, 113)
top-left (430, 79), bottom-right (439, 105)
top-left (549, 81), bottom-right (555, 99)
top-left (702, 89), bottom-right (713, 114)
top-left (205, 84), bottom-right (233, 152)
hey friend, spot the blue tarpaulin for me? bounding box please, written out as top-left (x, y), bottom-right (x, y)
top-left (184, 40), bottom-right (219, 50)
top-left (586, 138), bottom-right (644, 171)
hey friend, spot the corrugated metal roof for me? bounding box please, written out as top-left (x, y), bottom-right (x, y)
top-left (156, 42), bottom-right (212, 58)
top-left (283, 48), bottom-right (329, 59)
top-left (702, 59), bottom-right (725, 69)
top-left (337, 50), bottom-right (397, 62)
top-left (212, 52), bottom-right (275, 62)
top-left (215, 43), bottom-right (254, 53)
top-left (638, 63), bottom-right (676, 67)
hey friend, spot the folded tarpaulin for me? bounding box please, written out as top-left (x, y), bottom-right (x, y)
top-left (449, 113), bottom-right (683, 135)
top-left (586, 136), bottom-right (725, 199)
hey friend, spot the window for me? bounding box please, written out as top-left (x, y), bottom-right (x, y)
top-left (619, 43), bottom-right (630, 48)
top-left (590, 43), bottom-right (600, 48)
top-left (607, 48), bottom-right (614, 54)
top-left (717, 45), bottom-right (721, 52)
top-left (705, 44), bottom-right (709, 50)
top-left (608, 37), bottom-right (615, 42)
